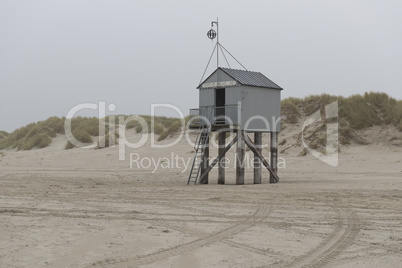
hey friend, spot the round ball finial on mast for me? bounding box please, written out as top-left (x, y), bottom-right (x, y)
top-left (207, 29), bottom-right (216, 40)
top-left (207, 18), bottom-right (219, 68)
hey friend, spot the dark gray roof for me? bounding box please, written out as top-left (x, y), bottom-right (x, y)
top-left (220, 67), bottom-right (282, 90)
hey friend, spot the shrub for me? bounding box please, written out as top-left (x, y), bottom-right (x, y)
top-left (339, 128), bottom-right (351, 145)
top-left (0, 117), bottom-right (68, 150)
top-left (125, 118), bottom-right (138, 130)
top-left (67, 117), bottom-right (100, 136)
top-left (35, 133), bottom-right (52, 148)
top-left (157, 121), bottom-right (182, 141)
top-left (0, 121), bottom-right (59, 150)
top-left (65, 128), bottom-right (93, 149)
top-left (85, 118), bottom-right (100, 136)
top-left (283, 97), bottom-right (303, 107)
top-left (303, 94), bottom-right (339, 116)
top-left (16, 132), bottom-right (52, 150)
top-left (153, 123), bottom-right (164, 135)
top-left (123, 115), bottom-right (151, 133)
top-left (63, 117), bottom-right (104, 149)
top-left (363, 92), bottom-right (401, 125)
top-left (135, 123), bottom-right (143, 133)
top-left (40, 116), bottom-right (65, 134)
top-left (281, 101), bottom-right (300, 124)
top-left (339, 94), bottom-right (381, 129)
top-left (0, 131), bottom-right (8, 141)
top-left (0, 116), bottom-right (103, 150)
top-left (41, 126), bottom-right (56, 138)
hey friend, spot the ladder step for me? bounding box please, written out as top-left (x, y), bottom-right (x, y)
top-left (188, 129), bottom-right (210, 185)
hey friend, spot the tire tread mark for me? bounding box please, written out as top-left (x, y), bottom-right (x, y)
top-left (281, 210), bottom-right (360, 268)
top-left (88, 207), bottom-right (269, 267)
top-left (147, 213), bottom-right (283, 258)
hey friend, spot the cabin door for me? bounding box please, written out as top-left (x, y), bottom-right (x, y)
top-left (215, 88), bottom-right (225, 124)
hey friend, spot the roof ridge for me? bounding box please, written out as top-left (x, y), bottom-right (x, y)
top-left (198, 68), bottom-right (283, 90)
top-left (220, 67), bottom-right (261, 74)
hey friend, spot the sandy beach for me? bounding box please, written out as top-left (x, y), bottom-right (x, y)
top-left (0, 131), bottom-right (401, 268)
top-left (2, 1), bottom-right (402, 267)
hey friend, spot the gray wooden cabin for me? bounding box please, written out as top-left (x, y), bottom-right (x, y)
top-left (190, 67), bottom-right (282, 131)
top-left (188, 67), bottom-right (283, 186)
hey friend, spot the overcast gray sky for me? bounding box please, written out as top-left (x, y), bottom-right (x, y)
top-left (1, 0), bottom-right (401, 132)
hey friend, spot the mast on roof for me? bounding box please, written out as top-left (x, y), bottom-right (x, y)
top-left (207, 18), bottom-right (219, 68)
top-left (201, 19), bottom-right (248, 85)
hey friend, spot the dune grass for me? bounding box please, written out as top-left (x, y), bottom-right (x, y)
top-left (64, 117), bottom-right (100, 149)
top-left (342, 92), bottom-right (402, 130)
top-left (110, 115), bottom-right (183, 139)
top-left (282, 92), bottom-right (402, 146)
top-left (0, 114), bottom-right (183, 150)
top-left (0, 117), bottom-right (65, 150)
top-left (0, 116), bottom-right (103, 150)
top-left (1, 92), bottom-right (400, 151)
top-left (157, 120), bottom-right (182, 141)
top-left (0, 131), bottom-right (8, 141)
top-left (281, 99), bottom-right (300, 124)
top-left (281, 92), bottom-right (402, 131)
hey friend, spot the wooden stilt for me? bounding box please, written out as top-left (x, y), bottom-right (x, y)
top-left (243, 132), bottom-right (279, 183)
top-left (218, 131), bottom-right (226, 184)
top-left (198, 134), bottom-right (238, 184)
top-left (236, 130), bottom-right (245, 185)
top-left (270, 132), bottom-right (278, 184)
top-left (254, 132), bottom-right (262, 184)
top-left (200, 134), bottom-right (209, 184)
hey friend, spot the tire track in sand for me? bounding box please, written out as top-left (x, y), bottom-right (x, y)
top-left (88, 207), bottom-right (269, 267)
top-left (282, 210), bottom-right (360, 268)
top-left (145, 208), bottom-right (283, 258)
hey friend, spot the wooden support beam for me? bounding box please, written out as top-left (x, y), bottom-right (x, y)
top-left (270, 132), bottom-right (278, 184)
top-left (218, 131), bottom-right (226, 185)
top-left (243, 132), bottom-right (279, 183)
top-left (236, 130), bottom-right (245, 185)
top-left (199, 134), bottom-right (209, 184)
top-left (198, 134), bottom-right (238, 184)
top-left (254, 132), bottom-right (262, 184)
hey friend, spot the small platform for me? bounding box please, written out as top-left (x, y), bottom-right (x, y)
top-left (189, 123), bottom-right (240, 131)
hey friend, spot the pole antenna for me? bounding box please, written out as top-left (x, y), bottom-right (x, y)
top-left (212, 18), bottom-right (218, 68)
top-left (201, 19), bottom-right (247, 84)
top-left (207, 18), bottom-right (219, 68)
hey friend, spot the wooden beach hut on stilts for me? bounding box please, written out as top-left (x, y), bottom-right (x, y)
top-left (187, 19), bottom-right (283, 185)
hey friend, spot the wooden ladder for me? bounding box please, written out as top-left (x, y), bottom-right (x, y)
top-left (187, 129), bottom-right (209, 185)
